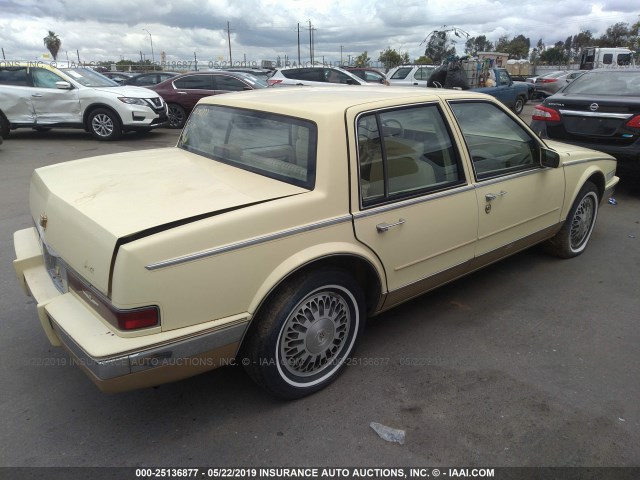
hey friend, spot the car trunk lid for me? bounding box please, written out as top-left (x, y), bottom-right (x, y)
top-left (29, 148), bottom-right (306, 294)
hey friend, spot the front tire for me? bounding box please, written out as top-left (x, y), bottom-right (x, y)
top-left (242, 269), bottom-right (366, 399)
top-left (0, 113), bottom-right (10, 139)
top-left (544, 181), bottom-right (599, 258)
top-left (88, 108), bottom-right (122, 140)
top-left (167, 103), bottom-right (186, 129)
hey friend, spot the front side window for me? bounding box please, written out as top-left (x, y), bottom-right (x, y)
top-left (32, 68), bottom-right (64, 88)
top-left (415, 67), bottom-right (434, 80)
top-left (357, 104), bottom-right (464, 205)
top-left (449, 101), bottom-right (538, 180)
top-left (602, 54), bottom-right (613, 65)
top-left (179, 105), bottom-right (317, 189)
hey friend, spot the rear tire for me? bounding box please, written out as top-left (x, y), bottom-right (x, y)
top-left (544, 181), bottom-right (599, 258)
top-left (513, 95), bottom-right (525, 115)
top-left (88, 108), bottom-right (122, 140)
top-left (242, 269), bottom-right (365, 399)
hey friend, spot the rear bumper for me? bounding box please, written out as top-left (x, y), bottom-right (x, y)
top-left (13, 226), bottom-right (249, 393)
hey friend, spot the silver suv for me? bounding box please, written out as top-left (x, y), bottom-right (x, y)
top-left (0, 62), bottom-right (168, 140)
top-left (386, 65), bottom-right (437, 87)
top-left (267, 66), bottom-right (371, 87)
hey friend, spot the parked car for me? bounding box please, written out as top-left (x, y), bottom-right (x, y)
top-left (267, 66), bottom-right (370, 86)
top-left (343, 67), bottom-right (388, 84)
top-left (101, 71), bottom-right (135, 84)
top-left (219, 67), bottom-right (274, 80)
top-left (0, 62), bottom-right (168, 140)
top-left (535, 70), bottom-right (586, 97)
top-left (14, 86), bottom-right (618, 399)
top-left (386, 64), bottom-right (437, 86)
top-left (122, 71), bottom-right (180, 87)
top-left (531, 69), bottom-right (640, 164)
top-left (148, 70), bottom-right (265, 128)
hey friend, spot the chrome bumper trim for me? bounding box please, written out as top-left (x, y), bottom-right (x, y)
top-left (50, 319), bottom-right (248, 380)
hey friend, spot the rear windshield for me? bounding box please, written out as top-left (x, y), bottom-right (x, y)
top-left (178, 105), bottom-right (317, 189)
top-left (562, 71), bottom-right (640, 96)
top-left (61, 68), bottom-right (118, 87)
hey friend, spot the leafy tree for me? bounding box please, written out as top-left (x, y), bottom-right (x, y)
top-left (353, 51), bottom-right (370, 67)
top-left (597, 22), bottom-right (630, 47)
top-left (414, 56), bottom-right (432, 64)
top-left (43, 31), bottom-right (61, 60)
top-left (570, 30), bottom-right (594, 59)
top-left (464, 35), bottom-right (493, 56)
top-left (423, 30), bottom-right (456, 64)
top-left (540, 46), bottom-right (568, 65)
top-left (378, 47), bottom-right (409, 70)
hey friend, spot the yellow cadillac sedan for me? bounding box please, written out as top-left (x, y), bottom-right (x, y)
top-left (14, 86), bottom-right (618, 399)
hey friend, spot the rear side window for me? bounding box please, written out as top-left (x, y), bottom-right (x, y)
top-left (214, 75), bottom-right (248, 91)
top-left (282, 69), bottom-right (323, 82)
top-left (174, 75), bottom-right (214, 89)
top-left (0, 67), bottom-right (28, 86)
top-left (179, 105), bottom-right (317, 189)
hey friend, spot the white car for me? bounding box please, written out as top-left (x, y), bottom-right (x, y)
top-left (267, 66), bottom-right (371, 87)
top-left (0, 62), bottom-right (168, 140)
top-left (386, 65), bottom-right (437, 86)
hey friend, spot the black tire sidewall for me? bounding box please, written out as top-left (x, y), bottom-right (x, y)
top-left (89, 108), bottom-right (121, 140)
top-left (168, 104), bottom-right (186, 129)
top-left (245, 269), bottom-right (365, 398)
top-left (566, 184), bottom-right (599, 255)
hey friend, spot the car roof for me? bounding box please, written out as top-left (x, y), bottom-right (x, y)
top-left (199, 85), bottom-right (495, 117)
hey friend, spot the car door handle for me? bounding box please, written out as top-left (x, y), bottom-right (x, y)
top-left (376, 218), bottom-right (405, 233)
top-left (177, 91), bottom-right (187, 94)
top-left (485, 191), bottom-right (508, 201)
top-left (31, 94), bottom-right (43, 98)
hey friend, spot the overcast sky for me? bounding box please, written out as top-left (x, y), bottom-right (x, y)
top-left (1, 0), bottom-right (639, 67)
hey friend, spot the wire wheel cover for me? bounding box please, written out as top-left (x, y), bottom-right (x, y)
top-left (570, 194), bottom-right (595, 249)
top-left (279, 290), bottom-right (351, 377)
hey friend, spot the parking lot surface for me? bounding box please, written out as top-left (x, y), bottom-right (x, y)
top-left (1, 111), bottom-right (639, 468)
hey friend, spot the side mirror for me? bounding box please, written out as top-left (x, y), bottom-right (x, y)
top-left (541, 148), bottom-right (560, 168)
top-left (55, 81), bottom-right (72, 90)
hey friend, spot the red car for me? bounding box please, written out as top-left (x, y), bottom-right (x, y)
top-left (148, 71), bottom-right (266, 128)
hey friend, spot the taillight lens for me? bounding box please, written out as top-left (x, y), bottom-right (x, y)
top-left (532, 105), bottom-right (561, 122)
top-left (68, 270), bottom-right (159, 330)
top-left (625, 115), bottom-right (640, 128)
top-left (267, 79), bottom-right (282, 86)
top-left (541, 78), bottom-right (558, 83)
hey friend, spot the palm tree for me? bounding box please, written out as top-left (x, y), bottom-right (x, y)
top-left (43, 31), bottom-right (61, 60)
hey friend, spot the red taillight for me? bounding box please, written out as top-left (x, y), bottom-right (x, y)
top-left (116, 307), bottom-right (160, 330)
top-left (532, 105), bottom-right (562, 122)
top-left (68, 270), bottom-right (159, 330)
top-left (625, 115), bottom-right (640, 128)
top-left (267, 79), bottom-right (282, 86)
top-left (541, 78), bottom-right (558, 83)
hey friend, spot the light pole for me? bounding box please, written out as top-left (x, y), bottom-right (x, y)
top-left (142, 29), bottom-right (155, 70)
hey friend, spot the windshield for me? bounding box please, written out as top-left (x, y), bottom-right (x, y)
top-left (178, 105), bottom-right (317, 189)
top-left (60, 68), bottom-right (119, 87)
top-left (562, 71), bottom-right (640, 96)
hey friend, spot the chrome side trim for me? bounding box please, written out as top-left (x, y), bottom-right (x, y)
top-left (559, 109), bottom-right (633, 120)
top-left (474, 166), bottom-right (546, 187)
top-left (563, 157), bottom-right (614, 166)
top-left (353, 185), bottom-right (475, 219)
top-left (50, 318), bottom-right (248, 380)
top-left (146, 215), bottom-right (353, 270)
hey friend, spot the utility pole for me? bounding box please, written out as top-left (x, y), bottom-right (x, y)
top-left (308, 20), bottom-right (313, 64)
top-left (340, 45), bottom-right (343, 65)
top-left (142, 29), bottom-right (155, 70)
top-left (1, 48), bottom-right (5, 60)
top-left (77, 49), bottom-right (81, 64)
top-left (297, 23), bottom-right (301, 65)
top-left (227, 21), bottom-right (232, 65)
